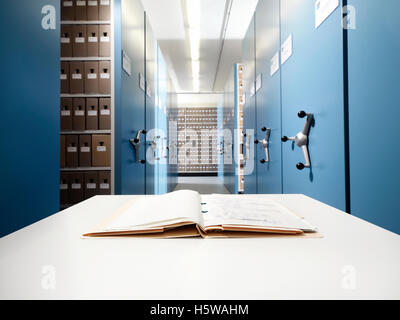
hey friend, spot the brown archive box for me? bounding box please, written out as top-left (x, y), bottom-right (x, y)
top-left (79, 135), bottom-right (92, 167)
top-left (69, 61), bottom-right (84, 93)
top-left (74, 0), bottom-right (87, 20)
top-left (98, 171), bottom-right (111, 195)
top-left (99, 0), bottom-right (111, 20)
top-left (61, 0), bottom-right (75, 20)
top-left (72, 25), bottom-right (87, 57)
top-left (87, 25), bottom-right (99, 57)
top-left (60, 172), bottom-right (70, 205)
top-left (86, 98), bottom-right (99, 130)
top-left (85, 61), bottom-right (99, 93)
top-left (84, 171), bottom-right (98, 199)
top-left (72, 98), bottom-right (86, 130)
top-left (61, 25), bottom-right (73, 57)
top-left (92, 134), bottom-right (111, 167)
top-left (60, 62), bottom-right (70, 94)
top-left (87, 0), bottom-right (99, 20)
top-left (68, 172), bottom-right (84, 204)
top-left (99, 98), bottom-right (111, 130)
top-left (60, 135), bottom-right (66, 168)
top-left (99, 61), bottom-right (111, 94)
top-left (60, 98), bottom-right (73, 131)
top-left (99, 24), bottom-right (111, 57)
top-left (66, 135), bottom-right (79, 167)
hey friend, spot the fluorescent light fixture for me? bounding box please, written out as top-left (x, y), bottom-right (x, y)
top-left (186, 0), bottom-right (201, 92)
top-left (192, 60), bottom-right (200, 77)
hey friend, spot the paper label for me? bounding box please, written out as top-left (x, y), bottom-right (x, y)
top-left (100, 183), bottom-right (110, 189)
top-left (255, 74), bottom-right (262, 93)
top-left (281, 34), bottom-right (293, 65)
top-left (61, 37), bottom-right (70, 44)
top-left (88, 110), bottom-right (98, 116)
top-left (67, 147), bottom-right (77, 153)
top-left (100, 0), bottom-right (110, 5)
top-left (71, 183), bottom-right (81, 190)
top-left (75, 37), bottom-right (85, 43)
top-left (74, 110), bottom-right (84, 116)
top-left (80, 147), bottom-right (91, 153)
top-left (86, 183), bottom-right (97, 189)
top-left (60, 184), bottom-right (68, 190)
top-left (315, 0), bottom-right (339, 28)
top-left (270, 51), bottom-right (280, 76)
top-left (97, 146), bottom-right (107, 152)
top-left (100, 73), bottom-right (110, 79)
top-left (88, 0), bottom-right (98, 6)
top-left (76, 1), bottom-right (86, 6)
top-left (88, 73), bottom-right (97, 79)
top-left (63, 1), bottom-right (73, 7)
top-left (61, 110), bottom-right (71, 116)
top-left (122, 50), bottom-right (132, 76)
top-left (100, 36), bottom-right (110, 43)
top-left (88, 37), bottom-right (98, 43)
top-left (60, 74), bottom-right (67, 80)
top-left (72, 74), bottom-right (82, 80)
top-left (100, 109), bottom-right (110, 115)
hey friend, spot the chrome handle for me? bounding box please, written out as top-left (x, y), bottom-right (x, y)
top-left (129, 129), bottom-right (147, 163)
top-left (255, 127), bottom-right (271, 164)
top-left (282, 111), bottom-right (313, 170)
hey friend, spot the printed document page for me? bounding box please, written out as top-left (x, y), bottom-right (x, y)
top-left (200, 195), bottom-right (317, 232)
top-left (103, 190), bottom-right (202, 231)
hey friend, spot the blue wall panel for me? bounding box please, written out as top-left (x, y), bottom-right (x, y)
top-left (255, 0), bottom-right (282, 194)
top-left (348, 0), bottom-right (400, 234)
top-left (280, 0), bottom-right (346, 211)
top-left (0, 0), bottom-right (60, 237)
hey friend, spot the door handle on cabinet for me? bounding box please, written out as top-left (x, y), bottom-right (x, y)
top-left (255, 127), bottom-right (271, 164)
top-left (129, 129), bottom-right (147, 164)
top-left (282, 111), bottom-right (313, 170)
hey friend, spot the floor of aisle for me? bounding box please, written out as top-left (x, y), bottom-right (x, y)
top-left (173, 176), bottom-right (231, 194)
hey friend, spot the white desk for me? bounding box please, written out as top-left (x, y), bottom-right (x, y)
top-left (0, 195), bottom-right (399, 300)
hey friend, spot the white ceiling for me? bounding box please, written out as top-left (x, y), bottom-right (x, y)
top-left (141, 0), bottom-right (259, 93)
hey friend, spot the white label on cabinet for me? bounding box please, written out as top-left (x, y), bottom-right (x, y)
top-left (88, 110), bottom-right (97, 116)
top-left (255, 74), bottom-right (262, 93)
top-left (75, 110), bottom-right (84, 116)
top-left (60, 184), bottom-right (68, 190)
top-left (80, 147), bottom-right (90, 153)
top-left (100, 0), bottom-right (110, 5)
top-left (315, 0), bottom-right (339, 28)
top-left (72, 74), bottom-right (82, 80)
top-left (60, 74), bottom-right (67, 80)
top-left (71, 183), bottom-right (81, 190)
top-left (86, 183), bottom-right (96, 189)
top-left (67, 147), bottom-right (77, 153)
top-left (61, 37), bottom-right (70, 44)
top-left (100, 109), bottom-right (110, 115)
top-left (88, 37), bottom-right (98, 43)
top-left (61, 110), bottom-right (71, 116)
top-left (281, 34), bottom-right (293, 65)
top-left (100, 73), bottom-right (110, 79)
top-left (97, 146), bottom-right (107, 152)
top-left (100, 36), bottom-right (110, 43)
top-left (76, 1), bottom-right (86, 6)
top-left (88, 73), bottom-right (97, 79)
top-left (139, 73), bottom-right (145, 91)
top-left (122, 50), bottom-right (131, 76)
top-left (75, 37), bottom-right (85, 43)
top-left (270, 51), bottom-right (280, 76)
top-left (100, 183), bottom-right (110, 190)
top-left (88, 1), bottom-right (98, 6)
top-left (63, 1), bottom-right (73, 7)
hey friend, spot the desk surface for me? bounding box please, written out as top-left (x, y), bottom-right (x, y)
top-left (0, 194), bottom-right (399, 300)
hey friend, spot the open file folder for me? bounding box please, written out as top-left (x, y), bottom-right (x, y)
top-left (83, 190), bottom-right (321, 238)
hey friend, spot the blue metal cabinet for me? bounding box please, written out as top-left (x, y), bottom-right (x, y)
top-left (242, 17), bottom-right (257, 194)
top-left (0, 0), bottom-right (60, 237)
top-left (347, 0), bottom-right (400, 233)
top-left (115, 0), bottom-right (146, 195)
top-left (280, 0), bottom-right (346, 211)
top-left (255, 0), bottom-right (282, 194)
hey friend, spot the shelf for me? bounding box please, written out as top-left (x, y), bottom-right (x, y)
top-left (61, 94), bottom-right (111, 98)
top-left (61, 130), bottom-right (111, 135)
top-left (61, 57), bottom-right (111, 61)
top-left (61, 20), bottom-right (111, 25)
top-left (61, 167), bottom-right (111, 172)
